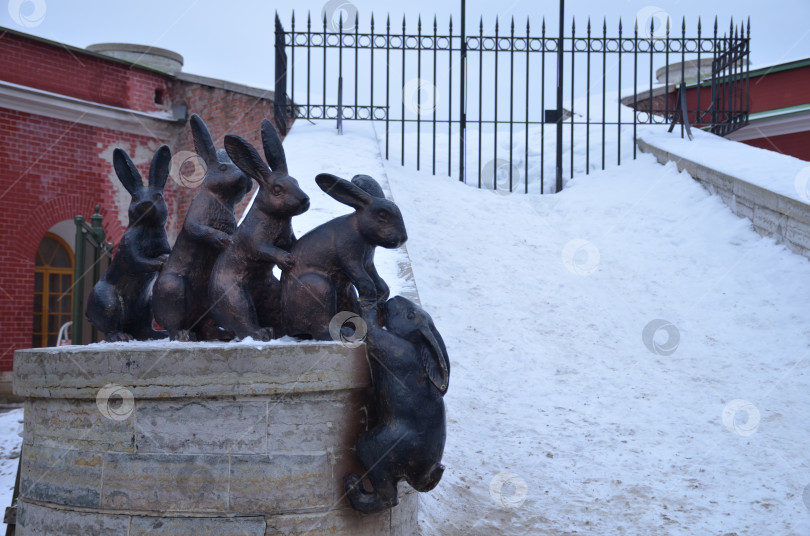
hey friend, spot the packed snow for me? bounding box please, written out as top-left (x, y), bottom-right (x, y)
top-left (6, 106), bottom-right (810, 535)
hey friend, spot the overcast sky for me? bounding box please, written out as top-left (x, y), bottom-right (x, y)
top-left (2, 0), bottom-right (809, 91)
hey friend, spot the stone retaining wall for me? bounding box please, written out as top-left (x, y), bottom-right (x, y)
top-left (13, 342), bottom-right (417, 535)
top-left (638, 137), bottom-right (810, 260)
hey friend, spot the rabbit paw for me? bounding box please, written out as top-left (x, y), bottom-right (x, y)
top-left (215, 233), bottom-right (233, 250)
top-left (252, 327), bottom-right (274, 341)
top-left (277, 252), bottom-right (295, 271)
top-left (105, 332), bottom-right (134, 343)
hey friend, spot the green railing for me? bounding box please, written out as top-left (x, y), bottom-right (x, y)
top-left (71, 205), bottom-right (113, 345)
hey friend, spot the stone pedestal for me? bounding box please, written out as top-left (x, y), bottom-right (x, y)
top-left (12, 341), bottom-right (417, 535)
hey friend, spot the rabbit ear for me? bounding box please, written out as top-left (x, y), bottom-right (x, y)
top-left (261, 118), bottom-right (288, 174)
top-left (190, 114), bottom-right (217, 166)
top-left (149, 145), bottom-right (171, 190)
top-left (112, 148), bottom-right (142, 195)
top-left (315, 173), bottom-right (372, 209)
top-left (224, 134), bottom-right (272, 185)
top-left (418, 324), bottom-right (450, 394)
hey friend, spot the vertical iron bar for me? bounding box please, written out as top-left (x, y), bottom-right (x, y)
top-left (525, 18), bottom-right (530, 193)
top-left (601, 18), bottom-right (606, 170)
top-left (680, 17), bottom-right (685, 137)
top-left (401, 15), bottom-right (406, 166)
top-left (649, 17), bottom-right (653, 130)
top-left (617, 19), bottom-right (622, 166)
top-left (712, 17), bottom-right (718, 128)
top-left (570, 18), bottom-right (575, 179)
top-left (307, 12), bottom-right (311, 116)
top-left (555, 0), bottom-right (564, 192)
top-left (585, 18), bottom-right (590, 175)
top-left (417, 16), bottom-right (422, 171)
top-left (354, 13), bottom-right (359, 112)
top-left (274, 13), bottom-right (288, 134)
top-left (478, 17), bottom-right (483, 188)
top-left (459, 0), bottom-right (467, 183)
top-left (632, 18), bottom-right (637, 160)
top-left (665, 18), bottom-right (669, 123)
top-left (494, 18), bottom-right (499, 191)
top-left (745, 19), bottom-right (750, 124)
top-left (433, 16), bottom-right (438, 175)
top-left (323, 13), bottom-right (327, 112)
top-left (541, 17), bottom-right (546, 192)
top-left (291, 12), bottom-right (295, 114)
top-left (509, 17), bottom-right (515, 192)
top-left (448, 16), bottom-right (453, 177)
top-left (696, 18), bottom-right (701, 124)
top-left (386, 16), bottom-right (391, 159)
top-left (371, 15), bottom-right (375, 121)
top-left (338, 14), bottom-right (343, 133)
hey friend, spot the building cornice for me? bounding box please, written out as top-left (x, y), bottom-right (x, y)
top-left (0, 80), bottom-right (184, 140)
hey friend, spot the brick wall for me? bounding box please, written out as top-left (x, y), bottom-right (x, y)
top-left (0, 32), bottom-right (172, 114)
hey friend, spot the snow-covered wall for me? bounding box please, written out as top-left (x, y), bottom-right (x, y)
top-left (638, 132), bottom-right (810, 260)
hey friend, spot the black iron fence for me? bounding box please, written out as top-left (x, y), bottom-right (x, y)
top-left (274, 8), bottom-right (750, 194)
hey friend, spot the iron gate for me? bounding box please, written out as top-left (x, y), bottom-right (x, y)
top-left (273, 5), bottom-right (750, 194)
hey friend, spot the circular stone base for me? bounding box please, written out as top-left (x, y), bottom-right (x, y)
top-left (13, 341), bottom-right (417, 535)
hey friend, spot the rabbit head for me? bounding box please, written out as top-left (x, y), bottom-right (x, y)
top-left (383, 296), bottom-right (449, 393)
top-left (113, 145), bottom-right (170, 227)
top-left (224, 119), bottom-right (310, 218)
top-left (315, 173), bottom-right (408, 249)
top-left (190, 114), bottom-right (253, 202)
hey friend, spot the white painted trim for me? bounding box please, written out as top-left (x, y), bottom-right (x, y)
top-left (0, 80), bottom-right (183, 139)
top-left (725, 110), bottom-right (810, 141)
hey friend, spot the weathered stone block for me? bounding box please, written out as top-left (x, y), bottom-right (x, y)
top-left (26, 398), bottom-right (135, 452)
top-left (17, 501), bottom-right (129, 536)
top-left (230, 454), bottom-right (331, 513)
top-left (101, 452), bottom-right (229, 511)
top-left (267, 391), bottom-right (367, 453)
top-left (130, 515), bottom-right (267, 535)
top-left (137, 399), bottom-right (267, 454)
top-left (20, 445), bottom-right (102, 508)
top-left (264, 508), bottom-right (391, 536)
top-left (752, 204), bottom-right (786, 239)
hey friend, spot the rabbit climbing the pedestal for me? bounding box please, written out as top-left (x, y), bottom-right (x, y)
top-left (281, 173), bottom-right (407, 340)
top-left (208, 119), bottom-right (310, 341)
top-left (86, 145), bottom-right (172, 342)
top-left (344, 296), bottom-right (450, 514)
top-left (152, 114), bottom-right (253, 341)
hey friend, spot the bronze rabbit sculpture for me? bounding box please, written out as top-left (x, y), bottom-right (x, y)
top-left (344, 296), bottom-right (450, 514)
top-left (281, 173), bottom-right (407, 340)
top-left (86, 145), bottom-right (172, 342)
top-left (208, 120), bottom-right (310, 340)
top-left (152, 114), bottom-right (253, 341)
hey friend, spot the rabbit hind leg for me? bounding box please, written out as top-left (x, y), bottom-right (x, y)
top-left (86, 281), bottom-right (125, 341)
top-left (282, 273), bottom-right (334, 340)
top-left (152, 273), bottom-right (191, 340)
top-left (406, 462), bottom-right (445, 492)
top-left (343, 466), bottom-right (398, 514)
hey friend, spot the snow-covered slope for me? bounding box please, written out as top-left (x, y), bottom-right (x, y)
top-left (379, 126), bottom-right (810, 535)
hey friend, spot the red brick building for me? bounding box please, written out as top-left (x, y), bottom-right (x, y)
top-left (629, 57), bottom-right (810, 161)
top-left (0, 28), bottom-right (288, 389)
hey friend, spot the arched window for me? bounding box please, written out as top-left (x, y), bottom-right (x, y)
top-left (33, 233), bottom-right (74, 347)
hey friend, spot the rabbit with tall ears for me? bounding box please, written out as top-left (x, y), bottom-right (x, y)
top-left (86, 145), bottom-right (172, 342)
top-left (209, 119), bottom-right (310, 341)
top-left (344, 296), bottom-right (450, 514)
top-left (281, 173), bottom-right (407, 340)
top-left (152, 114), bottom-right (253, 341)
